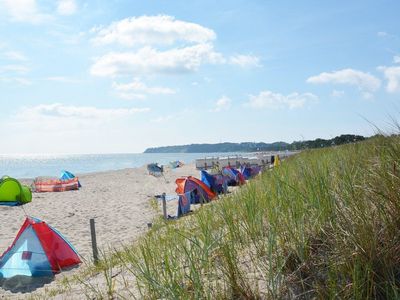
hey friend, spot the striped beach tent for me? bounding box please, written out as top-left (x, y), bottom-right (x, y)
top-left (0, 217), bottom-right (81, 278)
top-left (32, 177), bottom-right (80, 192)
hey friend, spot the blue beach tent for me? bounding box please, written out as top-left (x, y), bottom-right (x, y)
top-left (60, 170), bottom-right (81, 187)
top-left (240, 166), bottom-right (252, 180)
top-left (201, 170), bottom-right (216, 189)
top-left (200, 170), bottom-right (227, 194)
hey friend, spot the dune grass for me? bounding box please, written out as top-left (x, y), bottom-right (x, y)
top-left (70, 134), bottom-right (400, 299)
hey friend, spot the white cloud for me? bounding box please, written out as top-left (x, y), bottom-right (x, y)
top-left (246, 90), bottom-right (318, 109)
top-left (3, 51), bottom-right (28, 61)
top-left (229, 54), bottom-right (260, 68)
top-left (0, 64), bottom-right (30, 74)
top-left (2, 104), bottom-right (151, 153)
top-left (307, 68), bottom-right (381, 92)
top-left (115, 92), bottom-right (147, 100)
top-left (89, 15), bottom-right (260, 79)
top-left (91, 44), bottom-right (224, 77)
top-left (377, 31), bottom-right (397, 39)
top-left (16, 103), bottom-right (149, 122)
top-left (394, 56), bottom-right (400, 64)
top-left (0, 77), bottom-right (32, 85)
top-left (150, 108), bottom-right (192, 123)
top-left (91, 15), bottom-right (216, 47)
top-left (0, 0), bottom-right (52, 23)
top-left (331, 90), bottom-right (345, 98)
top-left (211, 95), bottom-right (232, 112)
top-left (378, 66), bottom-right (400, 93)
top-left (0, 52), bottom-right (31, 85)
top-left (112, 78), bottom-right (175, 99)
top-left (151, 115), bottom-right (174, 123)
top-left (57, 0), bottom-right (77, 15)
top-left (361, 92), bottom-right (374, 100)
top-left (45, 76), bottom-right (81, 83)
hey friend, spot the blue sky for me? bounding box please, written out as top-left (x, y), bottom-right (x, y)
top-left (0, 0), bottom-right (399, 154)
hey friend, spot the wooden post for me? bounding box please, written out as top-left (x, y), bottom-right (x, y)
top-left (90, 218), bottom-right (99, 265)
top-left (162, 192), bottom-right (167, 220)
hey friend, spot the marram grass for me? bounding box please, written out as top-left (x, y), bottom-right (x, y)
top-left (69, 134), bottom-right (400, 299)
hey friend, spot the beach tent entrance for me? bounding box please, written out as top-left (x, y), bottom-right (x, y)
top-left (0, 176), bottom-right (32, 206)
top-left (0, 217), bottom-right (81, 278)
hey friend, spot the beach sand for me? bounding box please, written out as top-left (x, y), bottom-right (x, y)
top-left (0, 163), bottom-right (199, 298)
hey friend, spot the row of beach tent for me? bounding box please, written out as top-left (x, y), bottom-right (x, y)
top-left (174, 162), bottom-right (272, 218)
top-left (1, 157), bottom-right (280, 281)
top-left (0, 170), bottom-right (81, 207)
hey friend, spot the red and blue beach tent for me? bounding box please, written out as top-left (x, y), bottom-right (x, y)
top-left (0, 217), bottom-right (81, 278)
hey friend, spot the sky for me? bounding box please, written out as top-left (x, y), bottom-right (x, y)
top-left (0, 0), bottom-right (399, 154)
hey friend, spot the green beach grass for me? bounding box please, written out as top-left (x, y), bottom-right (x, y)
top-left (39, 134), bottom-right (400, 299)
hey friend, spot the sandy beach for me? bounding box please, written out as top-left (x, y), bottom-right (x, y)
top-left (0, 163), bottom-right (199, 297)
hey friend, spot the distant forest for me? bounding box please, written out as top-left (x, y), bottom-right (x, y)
top-left (143, 134), bottom-right (367, 153)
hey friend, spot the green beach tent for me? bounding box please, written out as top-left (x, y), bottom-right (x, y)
top-left (0, 176), bottom-right (32, 206)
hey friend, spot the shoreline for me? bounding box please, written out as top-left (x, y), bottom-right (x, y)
top-left (0, 163), bottom-right (199, 297)
top-left (0, 152), bottom-right (225, 180)
top-left (3, 164), bottom-right (199, 258)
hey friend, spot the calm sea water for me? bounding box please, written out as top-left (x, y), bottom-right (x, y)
top-left (0, 152), bottom-right (243, 179)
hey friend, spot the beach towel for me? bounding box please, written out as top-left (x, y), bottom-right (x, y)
top-left (177, 191), bottom-right (192, 217)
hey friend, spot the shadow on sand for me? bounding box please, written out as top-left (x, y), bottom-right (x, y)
top-left (0, 275), bottom-right (54, 293)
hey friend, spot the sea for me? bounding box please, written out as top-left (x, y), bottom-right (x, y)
top-left (0, 152), bottom-right (243, 179)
